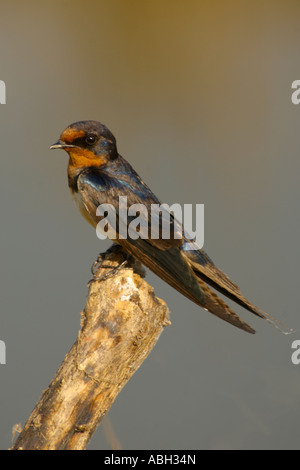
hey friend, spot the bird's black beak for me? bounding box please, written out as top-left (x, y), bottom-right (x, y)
top-left (50, 140), bottom-right (76, 150)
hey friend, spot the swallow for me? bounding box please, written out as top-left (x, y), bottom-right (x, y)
top-left (50, 120), bottom-right (290, 335)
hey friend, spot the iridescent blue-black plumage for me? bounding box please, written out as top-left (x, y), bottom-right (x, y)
top-left (51, 120), bottom-right (290, 335)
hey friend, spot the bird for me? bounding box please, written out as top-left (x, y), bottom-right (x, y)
top-left (50, 120), bottom-right (290, 335)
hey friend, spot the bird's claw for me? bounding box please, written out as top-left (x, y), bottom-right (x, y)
top-left (87, 250), bottom-right (130, 286)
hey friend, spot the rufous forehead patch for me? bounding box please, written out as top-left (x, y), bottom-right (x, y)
top-left (60, 127), bottom-right (85, 144)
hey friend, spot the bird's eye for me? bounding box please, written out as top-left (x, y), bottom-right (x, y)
top-left (85, 134), bottom-right (97, 145)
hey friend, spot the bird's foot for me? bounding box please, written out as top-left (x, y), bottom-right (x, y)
top-left (87, 245), bottom-right (131, 285)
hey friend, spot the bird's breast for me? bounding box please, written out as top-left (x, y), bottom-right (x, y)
top-left (71, 189), bottom-right (97, 228)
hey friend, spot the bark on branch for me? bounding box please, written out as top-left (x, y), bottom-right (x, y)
top-left (11, 246), bottom-right (170, 450)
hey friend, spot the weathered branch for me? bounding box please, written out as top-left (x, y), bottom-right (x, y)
top-left (11, 246), bottom-right (170, 450)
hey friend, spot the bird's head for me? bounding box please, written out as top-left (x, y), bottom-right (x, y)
top-left (50, 120), bottom-right (118, 168)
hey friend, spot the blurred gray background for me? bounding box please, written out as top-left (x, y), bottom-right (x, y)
top-left (1, 0), bottom-right (300, 450)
